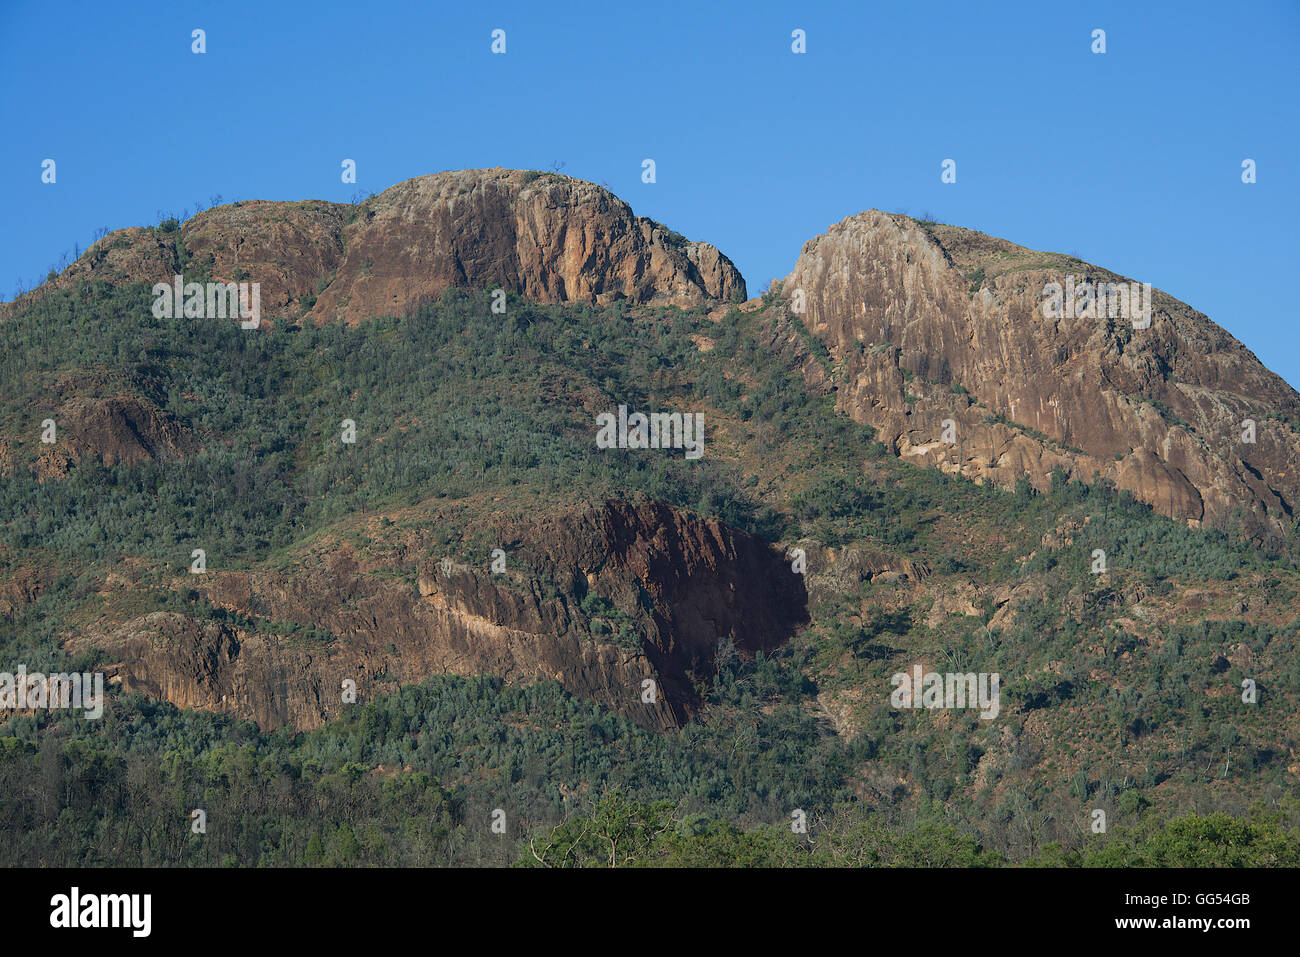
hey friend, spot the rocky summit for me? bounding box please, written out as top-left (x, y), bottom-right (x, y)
top-left (4, 168), bottom-right (744, 326)
top-left (310, 169), bottom-right (746, 319)
top-left (782, 210), bottom-right (1300, 541)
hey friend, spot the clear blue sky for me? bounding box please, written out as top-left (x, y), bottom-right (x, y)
top-left (3, 0), bottom-right (1297, 387)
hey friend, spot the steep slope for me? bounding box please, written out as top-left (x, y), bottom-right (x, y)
top-left (4, 200), bottom-right (352, 322)
top-left (0, 169), bottom-right (744, 325)
top-left (781, 210), bottom-right (1300, 540)
top-left (310, 168), bottom-right (745, 320)
top-left (2, 263), bottom-right (1298, 867)
top-left (67, 501), bottom-right (805, 732)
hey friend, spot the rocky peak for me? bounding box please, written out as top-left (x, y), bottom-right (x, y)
top-left (310, 169), bottom-right (745, 321)
top-left (783, 210), bottom-right (1300, 539)
top-left (3, 168), bottom-right (744, 325)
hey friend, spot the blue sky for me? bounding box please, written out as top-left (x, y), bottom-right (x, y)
top-left (3, 0), bottom-right (1297, 387)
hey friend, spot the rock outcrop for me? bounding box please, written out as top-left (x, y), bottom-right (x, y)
top-left (310, 169), bottom-right (745, 320)
top-left (8, 201), bottom-right (352, 322)
top-left (782, 210), bottom-right (1300, 538)
top-left (509, 500), bottom-right (808, 721)
top-left (25, 392), bottom-right (200, 480)
top-left (53, 395), bottom-right (198, 468)
top-left (3, 169), bottom-right (744, 325)
top-left (70, 500), bottom-right (805, 731)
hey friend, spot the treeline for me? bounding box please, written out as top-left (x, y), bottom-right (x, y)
top-left (4, 665), bottom-right (1296, 867)
top-left (521, 793), bottom-right (1300, 867)
top-left (0, 652), bottom-right (849, 867)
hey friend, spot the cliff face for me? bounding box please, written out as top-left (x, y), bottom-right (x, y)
top-left (35, 395), bottom-right (199, 476)
top-left (0, 367), bottom-right (201, 480)
top-left (3, 169), bottom-right (743, 324)
top-left (69, 501), bottom-right (804, 732)
top-left (509, 501), bottom-right (808, 722)
top-left (783, 210), bottom-right (1300, 538)
top-left (309, 169), bottom-right (745, 320)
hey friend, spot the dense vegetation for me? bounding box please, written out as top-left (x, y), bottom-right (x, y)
top-left (1, 274), bottom-right (1297, 866)
top-left (5, 667), bottom-right (1298, 867)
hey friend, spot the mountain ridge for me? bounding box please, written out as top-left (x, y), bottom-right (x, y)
top-left (1, 211), bottom-right (1297, 864)
top-left (780, 208), bottom-right (1300, 541)
top-left (3, 169), bottom-right (1296, 542)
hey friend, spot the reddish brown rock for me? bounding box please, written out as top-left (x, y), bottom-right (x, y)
top-left (71, 500), bottom-right (804, 732)
top-left (51, 395), bottom-right (199, 468)
top-left (308, 169), bottom-right (744, 322)
top-left (782, 210), bottom-right (1300, 538)
top-left (3, 169), bottom-right (743, 325)
top-left (15, 390), bottom-right (197, 482)
top-left (181, 200), bottom-right (351, 319)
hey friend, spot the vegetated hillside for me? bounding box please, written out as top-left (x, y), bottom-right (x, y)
top-left (1, 176), bottom-right (1298, 866)
top-left (1, 270), bottom-right (1297, 866)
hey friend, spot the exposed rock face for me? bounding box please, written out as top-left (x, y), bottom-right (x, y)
top-left (0, 565), bottom-right (51, 620)
top-left (3, 202), bottom-right (351, 323)
top-left (64, 227), bottom-right (184, 289)
top-left (29, 394), bottom-right (199, 480)
top-left (783, 210), bottom-right (1300, 538)
top-left (511, 501), bottom-right (808, 722)
top-left (54, 395), bottom-right (198, 467)
top-left (3, 169), bottom-right (743, 324)
top-left (309, 169), bottom-right (744, 321)
top-left (182, 200), bottom-right (351, 319)
top-left (70, 500), bottom-right (804, 731)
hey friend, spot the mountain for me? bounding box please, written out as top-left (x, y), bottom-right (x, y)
top-left (1, 170), bottom-right (1297, 867)
top-left (2, 168), bottom-right (745, 325)
top-left (781, 210), bottom-right (1300, 542)
top-left (12, 174), bottom-right (1293, 540)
